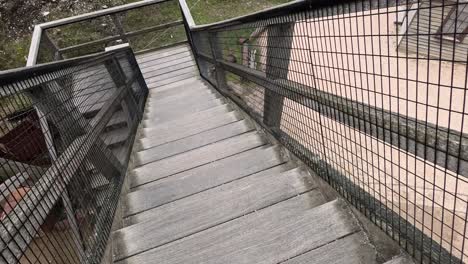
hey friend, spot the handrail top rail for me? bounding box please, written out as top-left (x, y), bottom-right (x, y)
top-left (26, 0), bottom-right (172, 67)
top-left (38, 0), bottom-right (170, 30)
top-left (26, 0), bottom-right (305, 67)
top-left (179, 0), bottom-right (416, 31)
top-left (2, 46), bottom-right (132, 90)
top-left (179, 0), bottom-right (308, 31)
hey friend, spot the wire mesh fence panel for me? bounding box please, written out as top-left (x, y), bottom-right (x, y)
top-left (0, 47), bottom-right (147, 264)
top-left (188, 0), bottom-right (468, 263)
top-left (36, 0), bottom-right (186, 64)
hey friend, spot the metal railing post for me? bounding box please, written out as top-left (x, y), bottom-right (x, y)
top-left (208, 32), bottom-right (228, 91)
top-left (111, 14), bottom-right (130, 44)
top-left (42, 31), bottom-right (64, 61)
top-left (26, 84), bottom-right (87, 262)
top-left (105, 57), bottom-right (139, 124)
top-left (263, 22), bottom-right (295, 132)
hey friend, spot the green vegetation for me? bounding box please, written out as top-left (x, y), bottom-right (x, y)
top-left (0, 36), bottom-right (32, 70)
top-left (0, 0), bottom-right (292, 70)
top-left (186, 0), bottom-right (291, 24)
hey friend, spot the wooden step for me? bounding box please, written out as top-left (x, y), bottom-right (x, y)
top-left (138, 111), bottom-right (241, 149)
top-left (104, 111), bottom-right (127, 131)
top-left (114, 46), bottom-right (383, 264)
top-left (135, 120), bottom-right (253, 166)
top-left (146, 71), bottom-right (199, 88)
top-left (148, 81), bottom-right (209, 99)
top-left (115, 198), bottom-right (360, 264)
top-left (136, 45), bottom-right (191, 63)
top-left (146, 88), bottom-right (217, 105)
top-left (143, 100), bottom-right (225, 124)
top-left (147, 76), bottom-right (201, 91)
top-left (138, 52), bottom-right (193, 70)
top-left (383, 255), bottom-right (415, 264)
top-left (102, 126), bottom-right (129, 148)
top-left (89, 172), bottom-right (110, 190)
top-left (130, 132), bottom-right (267, 188)
top-left (142, 61), bottom-right (197, 77)
top-left (283, 232), bottom-right (377, 264)
top-left (114, 167), bottom-right (323, 261)
top-left (127, 146), bottom-right (287, 209)
top-left (144, 66), bottom-right (198, 84)
top-left (142, 104), bottom-right (233, 129)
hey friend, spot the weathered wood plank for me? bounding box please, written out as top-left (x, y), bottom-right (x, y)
top-left (138, 112), bottom-right (241, 149)
top-left (126, 166), bottom-right (312, 221)
top-left (114, 167), bottom-right (321, 261)
top-left (101, 126), bottom-right (129, 148)
top-left (141, 61), bottom-right (196, 76)
top-left (135, 120), bottom-right (253, 166)
top-left (283, 232), bottom-right (377, 264)
top-left (130, 132), bottom-right (267, 188)
top-left (142, 104), bottom-right (232, 128)
top-left (136, 45), bottom-right (191, 62)
top-left (139, 51), bottom-right (193, 67)
top-left (105, 110), bottom-right (127, 129)
top-left (143, 99), bottom-right (225, 123)
top-left (144, 67), bottom-right (199, 84)
top-left (137, 47), bottom-right (191, 62)
top-left (139, 56), bottom-right (194, 73)
top-left (116, 198), bottom-right (359, 264)
top-left (147, 86), bottom-right (217, 105)
top-left (145, 95), bottom-right (220, 116)
top-left (148, 80), bottom-right (207, 97)
top-left (384, 255), bottom-right (415, 264)
top-left (147, 76), bottom-right (201, 90)
top-left (144, 101), bottom-right (224, 124)
top-left (147, 88), bottom-right (216, 105)
top-left (146, 71), bottom-right (199, 87)
top-left (126, 146), bottom-right (287, 215)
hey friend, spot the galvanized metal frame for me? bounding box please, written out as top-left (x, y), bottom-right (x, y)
top-left (27, 0), bottom-right (179, 67)
top-left (179, 0), bottom-right (468, 263)
top-left (0, 46), bottom-right (148, 263)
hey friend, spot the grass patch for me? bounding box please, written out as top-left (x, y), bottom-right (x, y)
top-left (0, 0), bottom-right (293, 70)
top-left (187, 0), bottom-right (292, 24)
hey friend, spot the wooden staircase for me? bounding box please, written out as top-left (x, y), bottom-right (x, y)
top-left (109, 45), bottom-right (416, 264)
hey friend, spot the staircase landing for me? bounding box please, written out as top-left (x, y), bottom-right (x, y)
top-left (111, 44), bottom-right (411, 264)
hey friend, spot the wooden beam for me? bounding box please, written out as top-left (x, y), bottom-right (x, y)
top-left (208, 32), bottom-right (228, 91)
top-left (263, 22), bottom-right (295, 132)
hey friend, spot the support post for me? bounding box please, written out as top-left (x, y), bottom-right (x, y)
top-left (111, 14), bottom-right (129, 44)
top-left (26, 87), bottom-right (86, 262)
top-left (105, 57), bottom-right (138, 123)
top-left (209, 32), bottom-right (228, 91)
top-left (263, 22), bottom-right (295, 132)
top-left (42, 31), bottom-right (63, 61)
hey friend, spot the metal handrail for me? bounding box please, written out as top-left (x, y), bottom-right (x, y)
top-left (40, 0), bottom-right (169, 29)
top-left (178, 0), bottom-right (414, 31)
top-left (27, 0), bottom-right (176, 66)
top-left (0, 45), bottom-right (148, 263)
top-left (178, 1), bottom-right (468, 263)
top-left (58, 20), bottom-right (183, 54)
top-left (178, 0), bottom-right (307, 30)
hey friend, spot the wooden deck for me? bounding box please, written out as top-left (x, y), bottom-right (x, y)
top-left (110, 44), bottom-right (413, 264)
